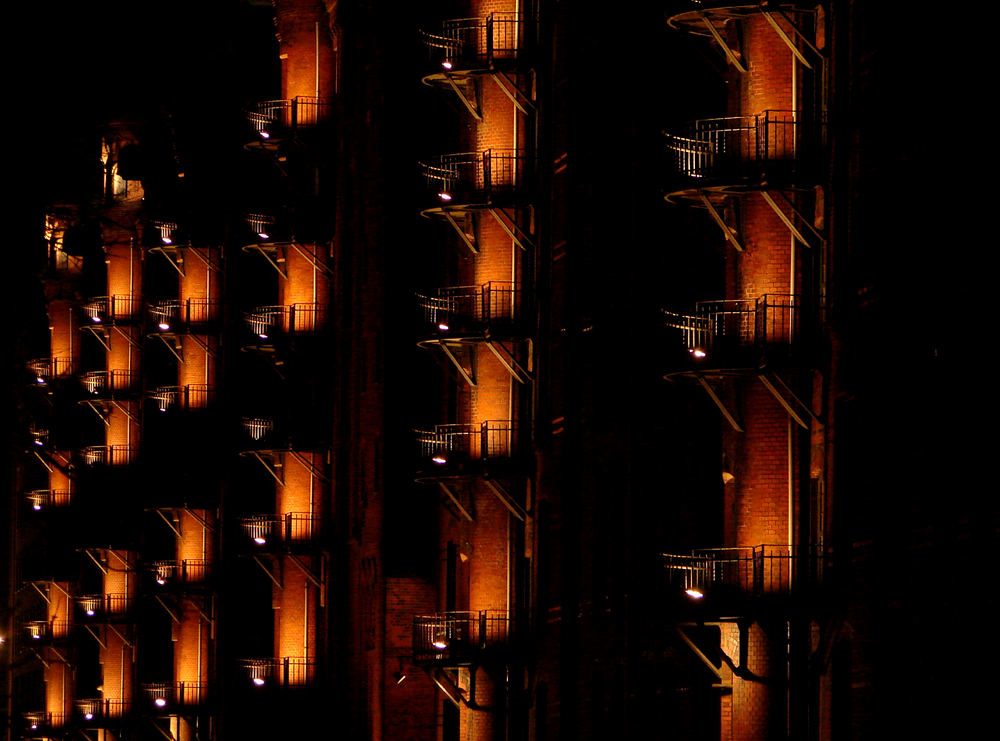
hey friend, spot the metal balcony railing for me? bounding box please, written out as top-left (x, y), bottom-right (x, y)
top-left (150, 220), bottom-right (182, 246)
top-left (150, 298), bottom-right (220, 329)
top-left (243, 513), bottom-right (322, 546)
top-left (83, 294), bottom-right (141, 324)
top-left (417, 281), bottom-right (521, 330)
top-left (413, 610), bottom-right (510, 663)
top-left (24, 619), bottom-right (72, 642)
top-left (242, 656), bottom-right (317, 686)
top-left (245, 303), bottom-right (326, 338)
top-left (150, 384), bottom-right (216, 412)
top-left (80, 369), bottom-right (141, 397)
top-left (24, 711), bottom-right (67, 732)
top-left (242, 416), bottom-right (275, 445)
top-left (664, 111), bottom-right (816, 181)
top-left (26, 489), bottom-right (73, 510)
top-left (663, 544), bottom-right (822, 599)
top-left (27, 356), bottom-right (76, 383)
top-left (246, 96), bottom-right (333, 140)
top-left (416, 420), bottom-right (520, 465)
top-left (151, 559), bottom-right (211, 586)
top-left (76, 593), bottom-right (132, 619)
top-left (80, 445), bottom-right (137, 466)
top-left (143, 681), bottom-right (208, 708)
top-left (421, 12), bottom-right (522, 71)
top-left (75, 698), bottom-right (131, 722)
top-left (664, 294), bottom-right (800, 359)
top-left (421, 149), bottom-right (525, 205)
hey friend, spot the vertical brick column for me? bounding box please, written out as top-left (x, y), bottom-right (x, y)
top-left (274, 564), bottom-right (319, 683)
top-left (177, 246), bottom-right (220, 403)
top-left (274, 0), bottom-right (336, 102)
top-left (48, 299), bottom-right (79, 376)
top-left (278, 245), bottom-right (331, 332)
top-left (100, 551), bottom-right (135, 717)
top-left (44, 583), bottom-right (74, 727)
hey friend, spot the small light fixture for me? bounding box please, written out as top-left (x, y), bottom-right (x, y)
top-left (161, 236), bottom-right (172, 245)
top-left (442, 61), bottom-right (453, 70)
top-left (258, 333), bottom-right (268, 340)
top-left (690, 348), bottom-right (707, 359)
top-left (86, 609), bottom-right (95, 616)
top-left (432, 633), bottom-right (449, 650)
top-left (438, 192), bottom-right (452, 201)
top-left (260, 131), bottom-right (271, 140)
top-left (257, 231), bottom-right (270, 240)
top-left (431, 455), bottom-right (447, 465)
top-left (158, 322), bottom-right (170, 331)
top-left (34, 439), bottom-right (44, 446)
top-left (30, 723), bottom-right (38, 730)
top-left (154, 697), bottom-right (167, 708)
top-left (253, 536), bottom-right (267, 545)
top-left (92, 316), bottom-right (102, 324)
top-left (33, 503), bottom-right (42, 511)
top-left (253, 677), bottom-right (266, 686)
top-left (685, 588), bottom-right (705, 600)
top-left (393, 671), bottom-right (407, 685)
top-left (156, 576), bottom-right (166, 585)
top-left (438, 322), bottom-right (449, 331)
top-left (84, 712), bottom-right (94, 720)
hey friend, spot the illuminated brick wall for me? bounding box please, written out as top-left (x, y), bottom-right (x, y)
top-left (385, 578), bottom-right (438, 741)
top-left (44, 583), bottom-right (74, 726)
top-left (47, 299), bottom-right (79, 374)
top-left (275, 0), bottom-right (336, 101)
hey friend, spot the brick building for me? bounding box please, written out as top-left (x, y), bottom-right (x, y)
top-left (3, 2), bottom-right (989, 741)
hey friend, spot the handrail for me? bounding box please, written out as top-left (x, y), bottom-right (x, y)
top-left (663, 543), bottom-right (823, 597)
top-left (664, 293), bottom-right (801, 353)
top-left (246, 96), bottom-right (333, 140)
top-left (421, 149), bottom-right (525, 202)
top-left (421, 12), bottom-right (522, 69)
top-left (416, 281), bottom-right (521, 326)
top-left (413, 610), bottom-right (510, 662)
top-left (416, 419), bottom-right (520, 461)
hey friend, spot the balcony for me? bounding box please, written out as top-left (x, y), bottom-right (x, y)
top-left (244, 303), bottom-right (326, 344)
top-left (663, 544), bottom-right (822, 613)
top-left (83, 294), bottom-right (141, 325)
top-left (149, 298), bottom-right (221, 332)
top-left (80, 369), bottom-right (141, 399)
top-left (242, 657), bottom-right (317, 687)
top-left (80, 445), bottom-right (138, 467)
top-left (421, 149), bottom-right (527, 215)
top-left (415, 420), bottom-right (522, 479)
top-left (150, 384), bottom-right (216, 412)
top-left (75, 593), bottom-right (133, 621)
top-left (75, 698), bottom-right (132, 724)
top-left (143, 681), bottom-right (209, 711)
top-left (26, 489), bottom-right (73, 510)
top-left (23, 711), bottom-right (67, 734)
top-left (242, 513), bottom-right (322, 549)
top-left (27, 356), bottom-right (76, 384)
top-left (245, 96), bottom-right (333, 145)
top-left (150, 559), bottom-right (212, 588)
top-left (24, 619), bottom-right (72, 643)
top-left (421, 13), bottom-right (522, 78)
top-left (663, 111), bottom-right (820, 199)
top-left (663, 294), bottom-right (805, 375)
top-left (413, 611), bottom-right (510, 665)
top-left (417, 281), bottom-right (522, 337)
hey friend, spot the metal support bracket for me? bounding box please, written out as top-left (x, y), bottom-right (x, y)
top-left (250, 451), bottom-right (285, 486)
top-left (245, 244), bottom-right (289, 279)
top-left (443, 73), bottom-right (482, 120)
top-left (84, 549), bottom-right (109, 575)
top-left (155, 595), bottom-right (180, 623)
top-left (111, 400), bottom-right (138, 423)
top-left (112, 325), bottom-right (142, 349)
top-left (674, 625), bottom-right (725, 682)
top-left (695, 374), bottom-right (744, 432)
top-left (427, 667), bottom-right (466, 708)
top-left (107, 623), bottom-right (134, 648)
top-left (183, 596), bottom-right (215, 627)
top-left (762, 10), bottom-right (820, 69)
top-left (757, 373), bottom-right (821, 430)
top-left (701, 16), bottom-right (747, 72)
top-left (82, 325), bottom-right (112, 352)
top-left (185, 246), bottom-right (222, 272)
top-left (81, 400), bottom-right (112, 426)
top-left (152, 333), bottom-right (185, 363)
top-left (287, 449), bottom-right (330, 483)
top-left (289, 241), bottom-right (333, 276)
top-left (254, 555), bottom-right (283, 589)
top-left (484, 338), bottom-right (532, 384)
top-left (439, 342), bottom-right (477, 387)
top-left (288, 553), bottom-right (323, 589)
top-left (483, 478), bottom-right (527, 522)
top-left (699, 193), bottom-right (744, 251)
top-left (443, 211), bottom-right (479, 254)
top-left (30, 581), bottom-right (51, 603)
top-left (438, 481), bottom-right (475, 522)
top-left (186, 333), bottom-right (217, 358)
top-left (150, 246), bottom-right (186, 277)
top-left (155, 509), bottom-right (183, 538)
top-left (84, 624), bottom-right (107, 650)
top-left (488, 207), bottom-right (533, 251)
top-left (490, 71), bottom-right (535, 115)
top-left (760, 190), bottom-right (824, 249)
top-left (182, 507), bottom-right (218, 533)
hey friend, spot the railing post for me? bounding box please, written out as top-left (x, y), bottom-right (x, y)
top-left (479, 611), bottom-right (487, 650)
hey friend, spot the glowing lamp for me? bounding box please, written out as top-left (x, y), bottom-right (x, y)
top-left (253, 536), bottom-right (267, 545)
top-left (431, 455), bottom-right (447, 465)
top-left (92, 316), bottom-right (102, 324)
top-left (36, 377), bottom-right (46, 384)
top-left (684, 588), bottom-right (705, 600)
top-left (394, 671), bottom-right (407, 685)
top-left (432, 638), bottom-right (449, 650)
top-left (34, 439), bottom-right (44, 446)
top-left (438, 192), bottom-right (452, 202)
top-left (84, 713), bottom-right (94, 720)
top-left (258, 333), bottom-right (268, 340)
top-left (257, 231), bottom-right (270, 240)
top-left (253, 677), bottom-right (266, 686)
top-left (442, 61), bottom-right (453, 70)
top-left (86, 609), bottom-right (95, 616)
top-left (156, 576), bottom-right (166, 585)
top-left (158, 322), bottom-right (170, 331)
top-left (690, 348), bottom-right (707, 359)
top-left (260, 131), bottom-right (271, 140)
top-left (32, 504), bottom-right (41, 511)
top-left (438, 322), bottom-right (449, 331)
top-left (161, 237), bottom-right (172, 245)
top-left (154, 698), bottom-right (167, 708)
top-left (30, 724), bottom-right (38, 730)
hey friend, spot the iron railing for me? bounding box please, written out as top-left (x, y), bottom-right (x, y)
top-left (80, 369), bottom-right (141, 396)
top-left (24, 619), bottom-right (72, 642)
top-left (83, 294), bottom-right (141, 324)
top-left (27, 356), bottom-right (76, 382)
top-left (246, 96), bottom-right (333, 139)
top-left (26, 489), bottom-right (72, 509)
top-left (664, 110), bottom-right (813, 180)
top-left (663, 544), bottom-right (822, 597)
top-left (24, 712), bottom-right (67, 731)
top-left (416, 420), bottom-right (520, 463)
top-left (663, 294), bottom-right (800, 355)
top-left (413, 610), bottom-right (510, 663)
top-left (421, 12), bottom-right (522, 70)
top-left (150, 298), bottom-right (220, 328)
top-left (417, 281), bottom-right (521, 328)
top-left (150, 384), bottom-right (216, 412)
top-left (150, 559), bottom-right (211, 585)
top-left (75, 698), bottom-right (131, 722)
top-left (421, 149), bottom-right (525, 203)
top-left (245, 303), bottom-right (326, 338)
top-left (151, 220), bottom-right (181, 246)
top-left (243, 513), bottom-right (322, 544)
top-left (143, 681), bottom-right (208, 707)
top-left (76, 594), bottom-right (132, 619)
top-left (242, 656), bottom-right (317, 686)
top-left (80, 445), bottom-right (137, 466)
top-left (242, 416), bottom-right (274, 444)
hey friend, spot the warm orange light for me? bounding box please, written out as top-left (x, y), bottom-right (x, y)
top-left (253, 677), bottom-right (265, 686)
top-left (431, 455), bottom-right (447, 465)
top-left (438, 192), bottom-right (452, 201)
top-left (442, 61), bottom-right (453, 70)
top-left (438, 322), bottom-right (449, 331)
top-left (154, 698), bottom-right (167, 707)
top-left (685, 588), bottom-right (705, 599)
top-left (690, 348), bottom-right (707, 359)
